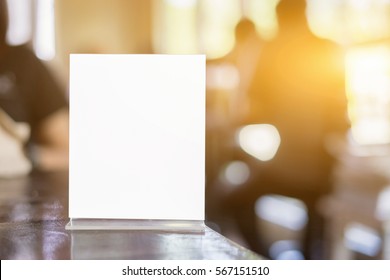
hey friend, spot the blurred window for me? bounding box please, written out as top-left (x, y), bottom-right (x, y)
top-left (154, 0), bottom-right (390, 57)
top-left (34, 0), bottom-right (55, 61)
top-left (6, 0), bottom-right (56, 61)
top-left (308, 0), bottom-right (390, 44)
top-left (153, 0), bottom-right (390, 148)
top-left (153, 0), bottom-right (279, 59)
top-left (5, 0), bottom-right (32, 46)
top-left (346, 45), bottom-right (390, 145)
top-left (152, 0), bottom-right (198, 54)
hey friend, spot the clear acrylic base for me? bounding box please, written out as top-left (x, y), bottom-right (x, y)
top-left (65, 218), bottom-right (205, 232)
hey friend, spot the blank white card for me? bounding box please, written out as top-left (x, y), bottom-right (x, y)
top-left (69, 54), bottom-right (205, 221)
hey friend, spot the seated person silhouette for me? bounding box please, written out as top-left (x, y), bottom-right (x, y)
top-left (0, 0), bottom-right (69, 177)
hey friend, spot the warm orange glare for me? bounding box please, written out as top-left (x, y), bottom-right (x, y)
top-left (346, 45), bottom-right (390, 145)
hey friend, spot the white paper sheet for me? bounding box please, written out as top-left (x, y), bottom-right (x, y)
top-left (69, 54), bottom-right (205, 221)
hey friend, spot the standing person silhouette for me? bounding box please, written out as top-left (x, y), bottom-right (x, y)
top-left (224, 0), bottom-right (349, 259)
top-left (224, 18), bottom-right (263, 125)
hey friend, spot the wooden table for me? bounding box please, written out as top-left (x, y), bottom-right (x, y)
top-left (0, 171), bottom-right (261, 260)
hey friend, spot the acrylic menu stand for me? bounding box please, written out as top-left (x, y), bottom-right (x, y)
top-left (65, 54), bottom-right (206, 232)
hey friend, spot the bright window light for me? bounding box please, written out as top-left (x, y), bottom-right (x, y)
top-left (153, 0), bottom-right (198, 54)
top-left (165, 0), bottom-right (196, 8)
top-left (34, 0), bottom-right (56, 61)
top-left (346, 45), bottom-right (390, 145)
top-left (199, 0), bottom-right (241, 59)
top-left (244, 0), bottom-right (279, 40)
top-left (345, 0), bottom-right (390, 42)
top-left (5, 0), bottom-right (32, 45)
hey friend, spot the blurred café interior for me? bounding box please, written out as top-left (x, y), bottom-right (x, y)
top-left (2, 0), bottom-right (390, 260)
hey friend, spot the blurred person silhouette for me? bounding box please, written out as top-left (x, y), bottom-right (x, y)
top-left (0, 0), bottom-right (68, 177)
top-left (223, 0), bottom-right (349, 259)
top-left (205, 18), bottom-right (263, 222)
top-left (206, 18), bottom-right (262, 126)
top-left (223, 18), bottom-right (263, 124)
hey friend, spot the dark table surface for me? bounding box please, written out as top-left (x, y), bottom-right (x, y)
top-left (0, 171), bottom-right (261, 260)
